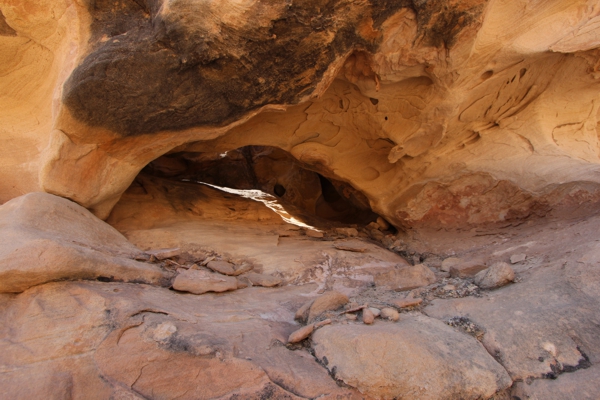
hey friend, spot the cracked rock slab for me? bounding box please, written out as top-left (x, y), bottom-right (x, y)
top-left (172, 268), bottom-right (239, 294)
top-left (511, 364), bottom-right (600, 400)
top-left (0, 281), bottom-right (358, 399)
top-left (374, 263), bottom-right (437, 291)
top-left (426, 262), bottom-right (600, 380)
top-left (312, 315), bottom-right (512, 399)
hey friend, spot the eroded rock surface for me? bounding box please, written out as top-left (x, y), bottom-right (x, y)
top-left (0, 0), bottom-right (596, 228)
top-left (0, 192), bottom-right (169, 293)
top-left (312, 316), bottom-right (512, 399)
top-left (0, 281), bottom-right (354, 399)
top-left (2, 1), bottom-right (600, 399)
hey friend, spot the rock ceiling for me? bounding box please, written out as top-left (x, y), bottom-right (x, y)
top-left (1, 0), bottom-right (600, 229)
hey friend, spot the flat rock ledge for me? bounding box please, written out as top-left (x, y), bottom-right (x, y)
top-left (312, 314), bottom-right (512, 399)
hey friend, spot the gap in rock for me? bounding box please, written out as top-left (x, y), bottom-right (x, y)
top-left (142, 145), bottom-right (381, 229)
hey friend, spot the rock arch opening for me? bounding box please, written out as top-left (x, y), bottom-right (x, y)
top-left (134, 145), bottom-right (380, 228)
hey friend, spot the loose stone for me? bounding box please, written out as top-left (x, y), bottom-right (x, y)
top-left (393, 298), bottom-right (423, 309)
top-left (288, 324), bottom-right (315, 343)
top-left (362, 308), bottom-right (375, 324)
top-left (368, 307), bottom-right (381, 317)
top-left (441, 257), bottom-right (461, 272)
top-left (381, 307), bottom-right (400, 322)
top-left (474, 262), bottom-right (515, 289)
top-left (146, 247), bottom-right (181, 260)
top-left (206, 260), bottom-right (236, 275)
top-left (510, 253), bottom-right (527, 264)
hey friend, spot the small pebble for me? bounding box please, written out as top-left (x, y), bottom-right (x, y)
top-left (474, 262), bottom-right (515, 289)
top-left (362, 308), bottom-right (375, 324)
top-left (335, 227), bottom-right (358, 237)
top-left (206, 260), bottom-right (236, 275)
top-left (393, 298), bottom-right (423, 308)
top-left (346, 313), bottom-right (357, 320)
top-left (441, 257), bottom-right (461, 272)
top-left (295, 300), bottom-right (314, 323)
top-left (370, 229), bottom-right (384, 241)
top-left (288, 324), bottom-right (314, 343)
top-left (510, 253), bottom-right (527, 264)
top-left (381, 307), bottom-right (399, 322)
top-left (245, 273), bottom-right (282, 287)
top-left (376, 217), bottom-right (390, 230)
top-left (367, 222), bottom-right (380, 230)
top-left (368, 307), bottom-right (381, 317)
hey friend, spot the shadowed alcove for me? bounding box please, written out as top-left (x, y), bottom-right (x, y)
top-left (140, 145), bottom-right (380, 227)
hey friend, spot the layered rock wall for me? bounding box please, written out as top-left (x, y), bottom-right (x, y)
top-left (1, 0), bottom-right (599, 229)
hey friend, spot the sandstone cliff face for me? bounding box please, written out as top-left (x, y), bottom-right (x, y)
top-left (2, 0), bottom-right (599, 229)
top-left (2, 1), bottom-right (600, 399)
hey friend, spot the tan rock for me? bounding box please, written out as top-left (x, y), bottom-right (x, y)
top-left (206, 260), bottom-right (236, 275)
top-left (314, 319), bottom-right (332, 329)
top-left (288, 320), bottom-right (332, 344)
top-left (376, 217), bottom-right (390, 231)
top-left (0, 193), bottom-right (169, 293)
top-left (369, 229), bottom-right (385, 241)
top-left (108, 175), bottom-right (409, 291)
top-left (236, 276), bottom-right (250, 289)
top-left (368, 307), bottom-right (381, 317)
top-left (345, 313), bottom-right (357, 321)
top-left (288, 324), bottom-right (314, 344)
top-left (342, 304), bottom-right (366, 315)
top-left (367, 222), bottom-right (380, 230)
top-left (245, 273), bottom-right (282, 287)
top-left (234, 263), bottom-right (254, 275)
top-left (374, 264), bottom-right (436, 291)
top-left (380, 307), bottom-right (400, 322)
top-left (294, 300), bottom-right (314, 323)
top-left (0, 279), bottom-right (358, 399)
top-left (441, 257), bottom-right (461, 272)
top-left (426, 255), bottom-right (600, 381)
top-left (312, 316), bottom-right (512, 399)
top-left (511, 364), bottom-right (600, 400)
top-left (362, 308), bottom-right (375, 324)
top-left (145, 248), bottom-right (180, 260)
top-left (393, 297), bottom-right (423, 308)
top-left (510, 253), bottom-right (527, 264)
top-left (474, 262), bottom-right (515, 289)
top-left (334, 227), bottom-right (358, 237)
top-left (333, 240), bottom-right (368, 253)
top-left (1, 0), bottom-right (597, 235)
top-left (308, 291), bottom-right (349, 322)
top-left (305, 230), bottom-right (324, 238)
top-left (173, 269), bottom-right (238, 295)
top-left (449, 262), bottom-right (488, 278)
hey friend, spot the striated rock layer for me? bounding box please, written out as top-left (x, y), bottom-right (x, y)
top-left (1, 0), bottom-right (599, 229)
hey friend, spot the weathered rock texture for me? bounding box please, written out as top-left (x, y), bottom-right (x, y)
top-left (1, 0), bottom-right (598, 229)
top-left (2, 1), bottom-right (600, 399)
top-left (0, 280), bottom-right (356, 399)
top-left (312, 316), bottom-right (512, 399)
top-left (0, 192), bottom-right (169, 293)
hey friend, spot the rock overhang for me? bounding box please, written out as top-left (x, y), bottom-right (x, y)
top-left (14, 0), bottom-right (599, 229)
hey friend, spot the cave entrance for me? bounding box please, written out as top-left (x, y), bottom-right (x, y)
top-left (143, 145), bottom-right (379, 227)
